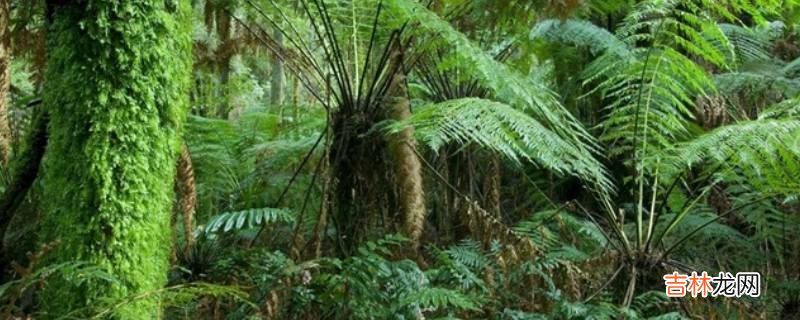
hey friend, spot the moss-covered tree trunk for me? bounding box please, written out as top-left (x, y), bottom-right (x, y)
top-left (38, 1), bottom-right (191, 318)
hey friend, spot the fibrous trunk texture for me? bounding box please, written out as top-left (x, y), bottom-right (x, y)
top-left (175, 143), bottom-right (196, 255)
top-left (328, 110), bottom-right (392, 256)
top-left (388, 71), bottom-right (426, 249)
top-left (483, 154), bottom-right (501, 217)
top-left (39, 1), bottom-right (191, 318)
top-left (0, 0), bottom-right (11, 166)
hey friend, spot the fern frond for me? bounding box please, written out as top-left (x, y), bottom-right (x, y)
top-left (386, 0), bottom-right (602, 163)
top-left (530, 19), bottom-right (631, 57)
top-left (617, 0), bottom-right (732, 68)
top-left (400, 287), bottom-right (480, 312)
top-left (758, 98), bottom-right (800, 120)
top-left (714, 71), bottom-right (800, 99)
top-left (389, 97), bottom-right (612, 191)
top-left (655, 119), bottom-right (800, 195)
top-left (716, 23), bottom-right (773, 66)
top-left (586, 47), bottom-right (712, 159)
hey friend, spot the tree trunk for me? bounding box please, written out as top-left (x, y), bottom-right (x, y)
top-left (388, 71), bottom-right (426, 249)
top-left (216, 8), bottom-right (231, 118)
top-left (0, 106), bottom-right (47, 273)
top-left (483, 153), bottom-right (501, 217)
top-left (270, 27), bottom-right (284, 107)
top-left (38, 1), bottom-right (191, 318)
top-left (175, 143), bottom-right (196, 255)
top-left (0, 0), bottom-right (11, 167)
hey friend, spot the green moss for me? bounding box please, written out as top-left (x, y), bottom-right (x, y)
top-left (38, 1), bottom-right (191, 318)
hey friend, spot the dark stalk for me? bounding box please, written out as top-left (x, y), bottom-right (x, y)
top-left (302, 0), bottom-right (347, 108)
top-left (248, 128), bottom-right (327, 247)
top-left (313, 0), bottom-right (354, 108)
top-left (356, 1), bottom-right (382, 107)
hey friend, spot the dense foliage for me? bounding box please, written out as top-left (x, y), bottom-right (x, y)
top-left (1, 0), bottom-right (799, 319)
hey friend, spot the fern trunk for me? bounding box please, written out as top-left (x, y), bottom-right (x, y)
top-left (175, 143), bottom-right (196, 255)
top-left (215, 8), bottom-right (232, 118)
top-left (388, 72), bottom-right (426, 249)
top-left (0, 0), bottom-right (11, 167)
top-left (38, 1), bottom-right (191, 318)
top-left (483, 153), bottom-right (501, 217)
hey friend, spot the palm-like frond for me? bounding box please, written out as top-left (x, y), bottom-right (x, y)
top-left (714, 71), bottom-right (800, 101)
top-left (533, 7), bottom-right (721, 163)
top-left (758, 98), bottom-right (800, 120)
top-left (205, 207), bottom-right (293, 233)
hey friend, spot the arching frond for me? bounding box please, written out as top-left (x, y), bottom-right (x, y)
top-left (714, 71), bottom-right (800, 100)
top-left (530, 19), bottom-right (630, 57)
top-left (617, 0), bottom-right (733, 68)
top-left (585, 47), bottom-right (712, 159)
top-left (655, 119), bottom-right (800, 195)
top-left (758, 98), bottom-right (800, 120)
top-left (716, 23), bottom-right (773, 66)
top-left (388, 98), bottom-right (612, 191)
top-left (386, 0), bottom-right (601, 156)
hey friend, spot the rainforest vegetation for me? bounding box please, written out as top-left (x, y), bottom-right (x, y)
top-left (1, 0), bottom-right (800, 319)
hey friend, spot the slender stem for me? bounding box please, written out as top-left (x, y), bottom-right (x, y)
top-left (584, 264), bottom-right (624, 303)
top-left (248, 128), bottom-right (327, 247)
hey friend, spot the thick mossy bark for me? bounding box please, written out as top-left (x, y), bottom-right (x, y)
top-left (38, 1), bottom-right (191, 318)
